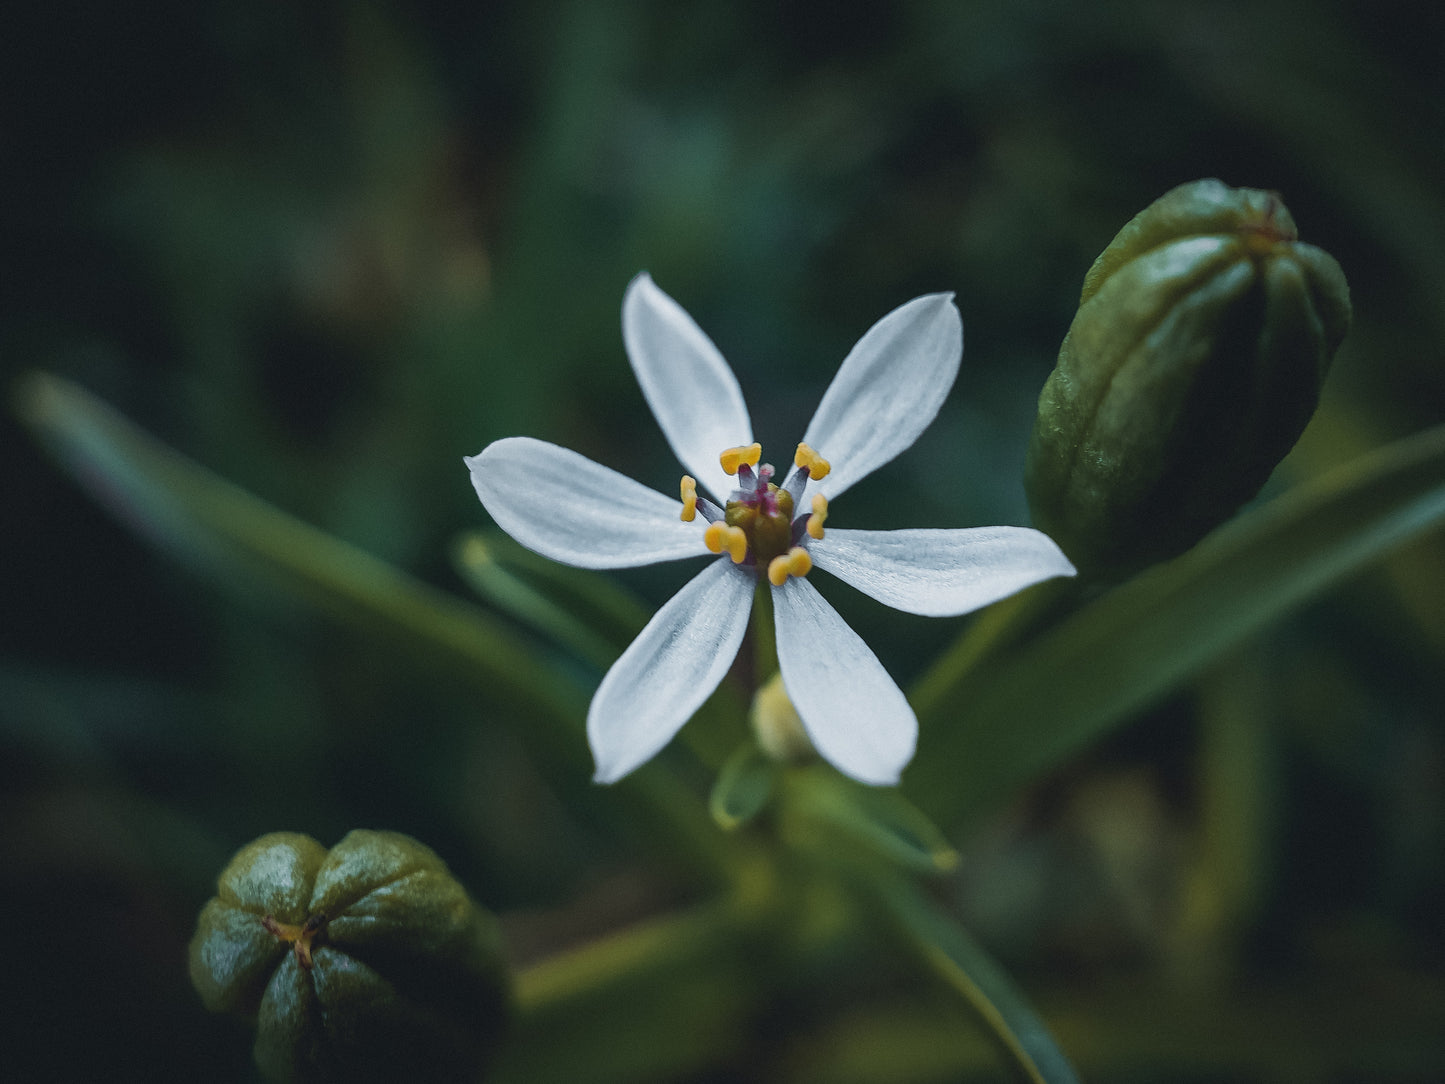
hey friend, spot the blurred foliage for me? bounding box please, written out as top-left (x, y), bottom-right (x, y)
top-left (4, 0), bottom-right (1444, 1080)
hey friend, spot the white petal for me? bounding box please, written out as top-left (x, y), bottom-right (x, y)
top-left (589, 559), bottom-right (754, 783)
top-left (772, 577), bottom-right (916, 785)
top-left (809, 527), bottom-right (1076, 616)
top-left (623, 273), bottom-right (753, 502)
top-left (801, 293), bottom-right (963, 501)
top-left (466, 437), bottom-right (707, 568)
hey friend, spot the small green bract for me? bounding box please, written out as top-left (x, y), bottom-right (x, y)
top-left (189, 829), bottom-right (509, 1083)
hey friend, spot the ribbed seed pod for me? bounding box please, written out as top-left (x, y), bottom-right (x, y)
top-left (189, 830), bottom-right (510, 1083)
top-left (1025, 179), bottom-right (1351, 577)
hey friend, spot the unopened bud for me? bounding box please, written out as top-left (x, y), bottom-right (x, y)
top-left (751, 672), bottom-right (815, 764)
top-left (1026, 178), bottom-right (1351, 576)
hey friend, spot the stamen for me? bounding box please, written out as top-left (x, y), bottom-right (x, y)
top-left (806, 493), bottom-right (829, 540)
top-left (767, 545), bottom-right (813, 586)
top-left (720, 443), bottom-right (762, 476)
top-left (724, 525), bottom-right (748, 563)
top-left (767, 554), bottom-right (789, 587)
top-left (786, 545), bottom-right (813, 578)
top-left (793, 442), bottom-right (832, 480)
top-left (705, 522), bottom-right (749, 563)
top-left (679, 476), bottom-right (698, 522)
top-left (782, 465), bottom-right (809, 509)
top-left (696, 496), bottom-right (725, 523)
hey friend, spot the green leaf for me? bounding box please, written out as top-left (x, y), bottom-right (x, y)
top-left (708, 744), bottom-right (778, 830)
top-left (790, 770), bottom-right (959, 875)
top-left (14, 372), bottom-right (587, 737)
top-left (13, 373), bottom-right (736, 874)
top-left (866, 875), bottom-right (1080, 1084)
top-left (455, 530), bottom-right (653, 646)
top-left (453, 531), bottom-right (640, 671)
top-left (502, 901), bottom-right (760, 1084)
top-left (911, 422), bottom-right (1445, 826)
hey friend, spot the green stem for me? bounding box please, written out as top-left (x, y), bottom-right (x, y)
top-left (500, 892), bottom-right (773, 1083)
top-left (753, 579), bottom-right (778, 684)
top-left (513, 900), bottom-right (741, 1005)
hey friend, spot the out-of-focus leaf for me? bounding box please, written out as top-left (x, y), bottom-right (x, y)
top-left (500, 902), bottom-right (757, 1084)
top-left (15, 372), bottom-right (586, 738)
top-left (452, 531), bottom-right (649, 671)
top-left (453, 531), bottom-right (747, 771)
top-left (866, 875), bottom-right (1080, 1084)
top-left (1179, 654), bottom-right (1278, 960)
top-left (777, 967), bottom-right (1445, 1082)
top-left (911, 423), bottom-right (1445, 826)
top-left (789, 771), bottom-right (958, 875)
top-left (708, 744), bottom-right (777, 831)
top-left (13, 372), bottom-right (733, 874)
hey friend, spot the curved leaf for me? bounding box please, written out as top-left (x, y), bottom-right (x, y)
top-left (912, 423), bottom-right (1445, 826)
top-left (708, 744), bottom-right (778, 831)
top-left (867, 875), bottom-right (1080, 1084)
top-left (15, 372), bottom-right (586, 733)
top-left (13, 372), bottom-right (732, 871)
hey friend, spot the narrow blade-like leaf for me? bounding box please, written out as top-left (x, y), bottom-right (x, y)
top-left (912, 423), bottom-right (1445, 825)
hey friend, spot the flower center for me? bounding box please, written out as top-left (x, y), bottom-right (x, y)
top-left (680, 442), bottom-right (831, 586)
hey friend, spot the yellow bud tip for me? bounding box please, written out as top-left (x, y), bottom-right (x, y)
top-left (726, 526), bottom-right (748, 564)
top-left (767, 554), bottom-right (790, 586)
top-left (704, 522), bottom-right (728, 554)
top-left (679, 475), bottom-right (698, 522)
top-left (720, 443), bottom-right (762, 475)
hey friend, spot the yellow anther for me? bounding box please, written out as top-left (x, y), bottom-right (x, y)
top-left (786, 545), bottom-right (813, 578)
top-left (767, 545), bottom-right (813, 586)
top-left (806, 493), bottom-right (829, 540)
top-left (706, 522), bottom-right (748, 563)
top-left (719, 442), bottom-right (762, 476)
top-left (724, 525), bottom-right (748, 564)
top-left (679, 475), bottom-right (698, 522)
top-left (767, 554), bottom-right (790, 587)
top-left (793, 442), bottom-right (831, 480)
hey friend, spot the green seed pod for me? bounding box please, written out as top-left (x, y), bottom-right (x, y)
top-left (1025, 178), bottom-right (1351, 577)
top-left (189, 830), bottom-right (510, 1083)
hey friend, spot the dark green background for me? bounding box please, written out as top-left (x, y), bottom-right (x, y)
top-left (4, 1), bottom-right (1443, 1079)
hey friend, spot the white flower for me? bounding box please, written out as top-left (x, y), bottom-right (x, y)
top-left (466, 274), bottom-right (1075, 786)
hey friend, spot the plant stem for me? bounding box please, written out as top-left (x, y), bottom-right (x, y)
top-left (753, 579), bottom-right (778, 684)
